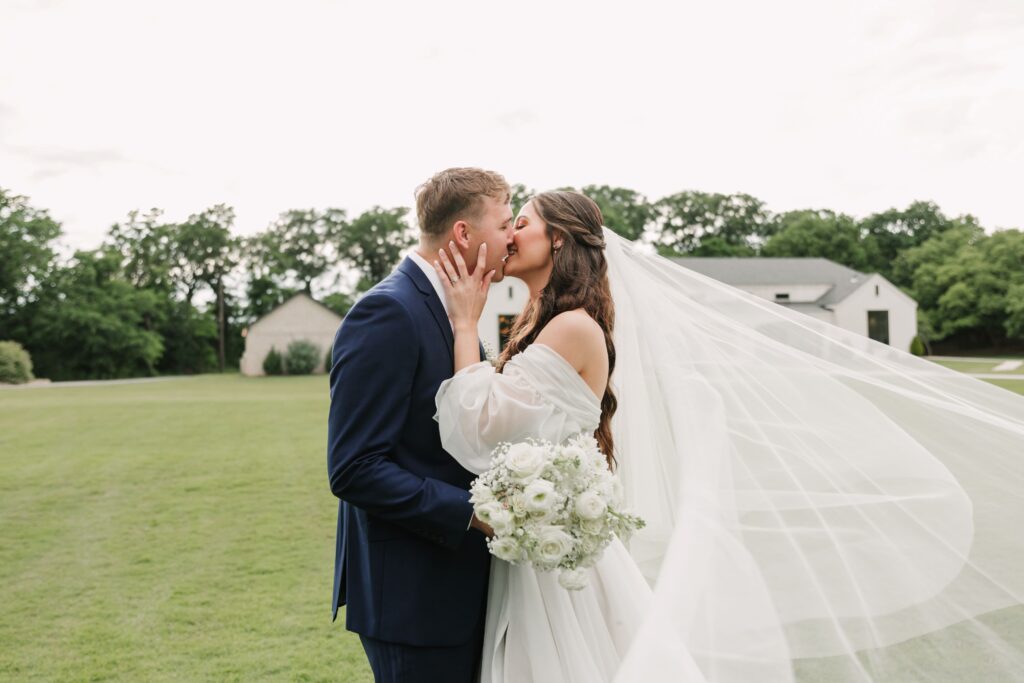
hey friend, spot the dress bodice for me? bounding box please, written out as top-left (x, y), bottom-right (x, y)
top-left (434, 344), bottom-right (602, 475)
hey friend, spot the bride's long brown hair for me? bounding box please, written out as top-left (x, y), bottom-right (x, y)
top-left (496, 191), bottom-right (618, 469)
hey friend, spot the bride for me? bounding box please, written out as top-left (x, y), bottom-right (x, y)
top-left (431, 191), bottom-right (1024, 682)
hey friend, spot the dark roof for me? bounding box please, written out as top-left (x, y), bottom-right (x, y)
top-left (669, 257), bottom-right (870, 307)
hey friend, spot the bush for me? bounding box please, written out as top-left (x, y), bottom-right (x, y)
top-left (0, 340), bottom-right (34, 384)
top-left (285, 340), bottom-right (320, 375)
top-left (909, 335), bottom-right (926, 356)
top-left (262, 347), bottom-right (284, 375)
top-left (324, 345), bottom-right (333, 374)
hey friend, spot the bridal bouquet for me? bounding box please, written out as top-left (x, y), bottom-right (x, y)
top-left (470, 433), bottom-right (645, 591)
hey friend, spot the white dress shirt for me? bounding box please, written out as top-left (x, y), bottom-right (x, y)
top-left (408, 251), bottom-right (452, 330)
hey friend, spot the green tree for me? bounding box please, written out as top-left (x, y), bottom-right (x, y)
top-left (18, 249), bottom-right (165, 380)
top-left (509, 183), bottom-right (535, 215)
top-left (173, 205), bottom-right (239, 370)
top-left (896, 225), bottom-right (1024, 347)
top-left (580, 185), bottom-right (654, 241)
top-left (322, 291), bottom-right (354, 317)
top-left (106, 209), bottom-right (176, 292)
top-left (762, 210), bottom-right (877, 271)
top-left (0, 188), bottom-right (63, 319)
top-left (338, 207), bottom-right (415, 292)
top-left (859, 201), bottom-right (973, 282)
top-left (250, 208), bottom-right (340, 294)
top-left (654, 191), bottom-right (774, 256)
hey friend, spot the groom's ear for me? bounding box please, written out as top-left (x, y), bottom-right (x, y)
top-left (452, 220), bottom-right (472, 249)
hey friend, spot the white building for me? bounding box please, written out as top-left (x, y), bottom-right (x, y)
top-left (671, 257), bottom-right (919, 352)
top-left (239, 293), bottom-right (342, 376)
top-left (478, 279), bottom-right (531, 353)
top-left (477, 257), bottom-right (918, 354)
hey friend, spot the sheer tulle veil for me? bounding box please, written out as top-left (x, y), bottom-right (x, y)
top-left (602, 227), bottom-right (1024, 682)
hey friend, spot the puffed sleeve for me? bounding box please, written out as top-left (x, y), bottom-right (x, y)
top-left (434, 360), bottom-right (571, 474)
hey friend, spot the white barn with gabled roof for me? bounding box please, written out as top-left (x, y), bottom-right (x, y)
top-left (239, 293), bottom-right (343, 376)
top-left (670, 257), bottom-right (919, 352)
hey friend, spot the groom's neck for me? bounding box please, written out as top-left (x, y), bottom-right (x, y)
top-left (415, 234), bottom-right (452, 263)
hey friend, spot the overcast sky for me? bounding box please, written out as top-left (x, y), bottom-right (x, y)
top-left (2, 0), bottom-right (1022, 250)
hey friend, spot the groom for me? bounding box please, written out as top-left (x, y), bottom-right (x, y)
top-left (327, 168), bottom-right (515, 682)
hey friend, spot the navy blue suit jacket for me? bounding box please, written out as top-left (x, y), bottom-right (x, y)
top-left (327, 257), bottom-right (491, 647)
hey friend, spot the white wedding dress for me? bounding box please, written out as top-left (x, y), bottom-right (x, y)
top-left (432, 227), bottom-right (1024, 682)
top-left (435, 343), bottom-right (705, 683)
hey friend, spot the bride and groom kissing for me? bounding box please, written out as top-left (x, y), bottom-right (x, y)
top-left (326, 166), bottom-right (1024, 683)
top-left (326, 167), bottom-right (649, 682)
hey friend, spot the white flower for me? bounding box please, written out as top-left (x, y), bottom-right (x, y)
top-left (574, 490), bottom-right (608, 520)
top-left (505, 443), bottom-right (547, 483)
top-left (580, 534), bottom-right (602, 556)
top-left (489, 508), bottom-right (515, 536)
top-left (490, 537), bottom-right (523, 562)
top-left (561, 445), bottom-right (587, 466)
top-left (475, 501), bottom-right (501, 524)
top-left (579, 516), bottom-right (605, 535)
top-left (535, 525), bottom-right (575, 564)
top-left (523, 478), bottom-right (558, 514)
top-left (558, 567), bottom-right (589, 591)
top-left (470, 481), bottom-right (495, 505)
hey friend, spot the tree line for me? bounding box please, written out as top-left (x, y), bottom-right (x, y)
top-left (1, 184), bottom-right (1022, 381)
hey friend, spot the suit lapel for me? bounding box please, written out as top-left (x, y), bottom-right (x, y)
top-left (398, 258), bottom-right (455, 365)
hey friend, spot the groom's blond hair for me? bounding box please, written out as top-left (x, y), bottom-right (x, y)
top-left (415, 167), bottom-right (511, 238)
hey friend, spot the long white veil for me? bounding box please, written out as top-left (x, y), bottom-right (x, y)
top-left (603, 227), bottom-right (1024, 682)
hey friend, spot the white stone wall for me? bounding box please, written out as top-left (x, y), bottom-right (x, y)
top-left (240, 295), bottom-right (343, 376)
top-left (832, 275), bottom-right (918, 352)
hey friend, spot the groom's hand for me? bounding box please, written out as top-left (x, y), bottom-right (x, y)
top-left (470, 514), bottom-right (494, 539)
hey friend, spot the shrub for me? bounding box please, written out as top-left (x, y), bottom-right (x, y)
top-left (263, 347), bottom-right (284, 375)
top-left (324, 345), bottom-right (333, 374)
top-left (0, 341), bottom-right (34, 384)
top-left (285, 340), bottom-right (319, 375)
top-left (909, 335), bottom-right (926, 356)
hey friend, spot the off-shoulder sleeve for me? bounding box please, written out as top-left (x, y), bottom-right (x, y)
top-left (434, 360), bottom-right (571, 474)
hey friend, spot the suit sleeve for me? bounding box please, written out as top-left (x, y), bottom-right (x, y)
top-left (327, 293), bottom-right (473, 550)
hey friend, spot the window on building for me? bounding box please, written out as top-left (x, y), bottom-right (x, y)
top-left (875, 284), bottom-right (880, 296)
top-left (867, 310), bottom-right (890, 345)
top-left (775, 293), bottom-right (790, 301)
top-left (498, 314), bottom-right (518, 351)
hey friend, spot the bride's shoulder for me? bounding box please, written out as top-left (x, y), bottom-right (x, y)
top-left (534, 309), bottom-right (606, 371)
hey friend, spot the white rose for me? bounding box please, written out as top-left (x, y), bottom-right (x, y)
top-left (505, 443), bottom-right (547, 483)
top-left (574, 490), bottom-right (607, 520)
top-left (470, 482), bottom-right (495, 505)
top-left (489, 508), bottom-right (515, 536)
top-left (489, 537), bottom-right (523, 562)
top-left (535, 525), bottom-right (575, 564)
top-left (579, 516), bottom-right (605, 535)
top-left (523, 478), bottom-right (558, 515)
top-left (475, 501), bottom-right (501, 524)
top-left (558, 567), bottom-right (589, 591)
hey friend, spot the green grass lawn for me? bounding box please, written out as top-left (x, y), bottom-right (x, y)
top-left (0, 375), bottom-right (371, 682)
top-left (2, 372), bottom-right (1022, 682)
top-left (931, 358), bottom-right (1024, 375)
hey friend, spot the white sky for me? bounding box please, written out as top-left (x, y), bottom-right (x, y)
top-left (2, 0), bottom-right (1022, 250)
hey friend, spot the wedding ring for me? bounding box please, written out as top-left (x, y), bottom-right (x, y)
top-left (451, 276), bottom-right (460, 283)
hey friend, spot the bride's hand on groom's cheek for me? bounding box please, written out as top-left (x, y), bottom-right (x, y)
top-left (434, 241), bottom-right (495, 331)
